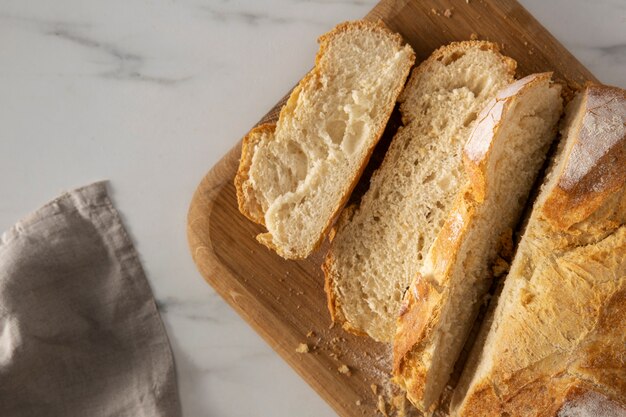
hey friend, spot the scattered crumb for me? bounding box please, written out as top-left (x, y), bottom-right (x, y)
top-left (466, 0), bottom-right (470, 3)
top-left (330, 352), bottom-right (339, 360)
top-left (430, 8), bottom-right (440, 16)
top-left (492, 256), bottom-right (510, 277)
top-left (296, 343), bottom-right (309, 353)
top-left (392, 395), bottom-right (408, 417)
top-left (306, 330), bottom-right (315, 338)
top-left (377, 395), bottom-right (388, 416)
top-left (371, 384), bottom-right (378, 395)
top-left (355, 399), bottom-right (362, 406)
top-left (470, 32), bottom-right (479, 40)
top-left (338, 364), bottom-right (351, 376)
top-left (444, 8), bottom-right (453, 18)
top-left (328, 321), bottom-right (335, 329)
top-left (524, 41), bottom-right (528, 46)
top-left (528, 49), bottom-right (534, 55)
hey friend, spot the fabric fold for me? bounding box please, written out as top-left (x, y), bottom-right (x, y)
top-left (0, 181), bottom-right (181, 417)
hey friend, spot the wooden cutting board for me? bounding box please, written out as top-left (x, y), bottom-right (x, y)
top-left (187, 1), bottom-right (598, 416)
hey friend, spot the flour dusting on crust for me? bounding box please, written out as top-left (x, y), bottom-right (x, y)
top-left (558, 391), bottom-right (626, 417)
top-left (560, 87), bottom-right (626, 190)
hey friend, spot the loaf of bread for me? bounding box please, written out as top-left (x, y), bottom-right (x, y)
top-left (452, 84), bottom-right (626, 416)
top-left (392, 73), bottom-right (564, 413)
top-left (235, 20), bottom-right (415, 259)
top-left (323, 41), bottom-right (516, 342)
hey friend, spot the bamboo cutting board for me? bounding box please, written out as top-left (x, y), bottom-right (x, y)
top-left (187, 1), bottom-right (598, 415)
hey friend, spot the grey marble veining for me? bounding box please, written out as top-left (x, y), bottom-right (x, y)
top-left (0, 1), bottom-right (623, 416)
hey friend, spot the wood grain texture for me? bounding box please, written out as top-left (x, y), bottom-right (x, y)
top-left (187, 1), bottom-right (598, 416)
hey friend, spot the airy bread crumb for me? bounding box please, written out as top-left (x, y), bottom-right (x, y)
top-left (235, 21), bottom-right (415, 259)
top-left (324, 41), bottom-right (516, 342)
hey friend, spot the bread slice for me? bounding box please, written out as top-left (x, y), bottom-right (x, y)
top-left (452, 84), bottom-right (626, 417)
top-left (323, 41), bottom-right (516, 342)
top-left (235, 20), bottom-right (415, 259)
top-left (392, 73), bottom-right (564, 413)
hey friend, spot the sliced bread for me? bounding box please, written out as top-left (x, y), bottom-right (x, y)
top-left (452, 84), bottom-right (626, 417)
top-left (392, 73), bottom-right (564, 413)
top-left (235, 20), bottom-right (415, 259)
top-left (323, 41), bottom-right (516, 342)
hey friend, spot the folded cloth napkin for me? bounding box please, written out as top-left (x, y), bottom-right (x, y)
top-left (0, 182), bottom-right (181, 417)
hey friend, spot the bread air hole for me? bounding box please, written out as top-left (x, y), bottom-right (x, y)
top-left (342, 120), bottom-right (369, 155)
top-left (326, 119), bottom-right (347, 146)
top-left (441, 51), bottom-right (465, 65)
top-left (470, 76), bottom-right (490, 97)
top-left (463, 111), bottom-right (478, 127)
top-left (422, 172), bottom-right (436, 184)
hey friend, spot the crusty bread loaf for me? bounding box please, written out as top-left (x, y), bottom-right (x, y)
top-left (323, 41), bottom-right (516, 342)
top-left (452, 84), bottom-right (626, 417)
top-left (392, 73), bottom-right (564, 413)
top-left (235, 20), bottom-right (415, 259)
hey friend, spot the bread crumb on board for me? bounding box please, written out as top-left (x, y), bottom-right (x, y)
top-left (296, 343), bottom-right (309, 353)
top-left (431, 8), bottom-right (453, 18)
top-left (338, 364), bottom-right (351, 376)
top-left (306, 330), bottom-right (315, 338)
top-left (371, 383), bottom-right (378, 395)
top-left (377, 395), bottom-right (388, 416)
top-left (355, 399), bottom-right (362, 406)
top-left (470, 33), bottom-right (479, 40)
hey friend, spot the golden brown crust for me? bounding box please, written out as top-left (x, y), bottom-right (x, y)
top-left (322, 237), bottom-right (344, 326)
top-left (235, 19), bottom-right (415, 259)
top-left (542, 84), bottom-right (626, 231)
top-left (234, 123), bottom-right (276, 226)
top-left (392, 278), bottom-right (442, 409)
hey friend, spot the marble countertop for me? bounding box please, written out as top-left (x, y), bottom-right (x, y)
top-left (1, 1), bottom-right (624, 416)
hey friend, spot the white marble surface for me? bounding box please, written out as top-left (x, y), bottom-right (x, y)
top-left (0, 1), bottom-right (624, 416)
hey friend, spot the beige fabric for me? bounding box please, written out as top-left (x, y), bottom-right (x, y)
top-left (0, 182), bottom-right (181, 417)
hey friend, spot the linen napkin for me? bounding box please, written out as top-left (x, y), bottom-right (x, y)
top-left (0, 182), bottom-right (181, 417)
